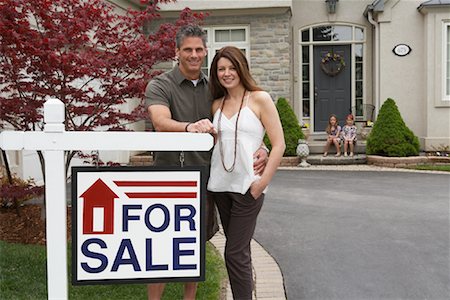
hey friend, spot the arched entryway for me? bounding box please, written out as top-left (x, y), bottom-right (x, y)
top-left (299, 24), bottom-right (366, 132)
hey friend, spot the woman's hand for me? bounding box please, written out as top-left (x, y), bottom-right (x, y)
top-left (250, 179), bottom-right (266, 200)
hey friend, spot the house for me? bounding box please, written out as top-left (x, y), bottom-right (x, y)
top-left (131, 0), bottom-right (450, 151)
top-left (2, 0), bottom-right (449, 183)
top-left (81, 178), bottom-right (118, 235)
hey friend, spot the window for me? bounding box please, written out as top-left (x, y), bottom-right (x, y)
top-left (202, 26), bottom-right (250, 76)
top-left (312, 25), bottom-right (352, 42)
top-left (355, 44), bottom-right (364, 117)
top-left (302, 46), bottom-right (310, 117)
top-left (445, 23), bottom-right (450, 100)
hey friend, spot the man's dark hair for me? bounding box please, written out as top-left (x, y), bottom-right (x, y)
top-left (176, 25), bottom-right (207, 48)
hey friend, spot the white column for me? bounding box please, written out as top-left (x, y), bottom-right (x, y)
top-left (45, 150), bottom-right (68, 299)
top-left (43, 98), bottom-right (68, 299)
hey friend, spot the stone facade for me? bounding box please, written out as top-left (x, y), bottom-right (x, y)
top-left (145, 11), bottom-right (292, 103)
top-left (204, 13), bottom-right (292, 102)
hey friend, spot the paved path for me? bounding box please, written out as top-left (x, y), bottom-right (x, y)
top-left (253, 169), bottom-right (450, 299)
top-left (210, 226), bottom-right (286, 300)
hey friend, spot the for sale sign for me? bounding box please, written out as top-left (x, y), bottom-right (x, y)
top-left (71, 166), bottom-right (206, 285)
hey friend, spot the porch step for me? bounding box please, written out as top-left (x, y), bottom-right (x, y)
top-left (306, 134), bottom-right (367, 154)
top-left (306, 154), bottom-right (367, 165)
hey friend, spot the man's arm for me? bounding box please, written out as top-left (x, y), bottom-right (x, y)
top-left (148, 105), bottom-right (215, 133)
top-left (148, 105), bottom-right (187, 132)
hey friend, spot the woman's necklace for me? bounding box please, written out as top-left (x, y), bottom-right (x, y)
top-left (217, 90), bottom-right (246, 172)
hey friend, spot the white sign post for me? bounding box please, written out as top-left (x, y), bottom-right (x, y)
top-left (0, 98), bottom-right (213, 299)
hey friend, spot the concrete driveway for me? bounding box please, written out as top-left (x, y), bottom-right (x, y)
top-left (254, 169), bottom-right (450, 300)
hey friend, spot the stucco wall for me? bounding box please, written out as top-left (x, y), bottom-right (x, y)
top-left (377, 1), bottom-right (426, 140)
top-left (377, 1), bottom-right (450, 150)
top-left (422, 6), bottom-right (450, 150)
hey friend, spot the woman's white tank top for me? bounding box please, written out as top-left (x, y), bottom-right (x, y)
top-left (207, 92), bottom-right (266, 195)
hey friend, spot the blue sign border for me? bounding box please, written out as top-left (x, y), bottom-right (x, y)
top-left (71, 166), bottom-right (207, 286)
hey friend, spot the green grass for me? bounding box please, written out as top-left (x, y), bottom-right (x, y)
top-left (0, 241), bottom-right (226, 299)
top-left (407, 164), bottom-right (450, 172)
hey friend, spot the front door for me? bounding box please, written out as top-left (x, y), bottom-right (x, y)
top-left (314, 45), bottom-right (351, 131)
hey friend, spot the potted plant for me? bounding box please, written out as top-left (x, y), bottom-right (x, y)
top-left (301, 121), bottom-right (310, 140)
top-left (360, 120), bottom-right (373, 140)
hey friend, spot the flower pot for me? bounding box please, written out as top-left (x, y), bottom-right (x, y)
top-left (360, 127), bottom-right (372, 140)
top-left (302, 128), bottom-right (310, 140)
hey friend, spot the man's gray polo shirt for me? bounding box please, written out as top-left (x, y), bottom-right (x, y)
top-left (145, 65), bottom-right (212, 167)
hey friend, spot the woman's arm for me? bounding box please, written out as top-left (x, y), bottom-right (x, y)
top-left (210, 99), bottom-right (222, 143)
top-left (250, 92), bottom-right (285, 199)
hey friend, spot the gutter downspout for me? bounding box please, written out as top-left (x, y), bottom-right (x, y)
top-left (367, 10), bottom-right (380, 117)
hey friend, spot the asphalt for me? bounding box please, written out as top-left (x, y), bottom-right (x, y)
top-left (250, 167), bottom-right (450, 300)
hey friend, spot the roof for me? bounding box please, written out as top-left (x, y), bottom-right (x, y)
top-left (156, 0), bottom-right (292, 11)
top-left (418, 0), bottom-right (450, 10)
top-left (419, 0), bottom-right (450, 5)
top-left (364, 0), bottom-right (384, 17)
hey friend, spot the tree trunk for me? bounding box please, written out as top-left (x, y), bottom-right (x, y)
top-left (37, 150), bottom-right (46, 220)
top-left (1, 150), bottom-right (21, 216)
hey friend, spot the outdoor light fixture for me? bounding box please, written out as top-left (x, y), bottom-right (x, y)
top-left (325, 0), bottom-right (339, 14)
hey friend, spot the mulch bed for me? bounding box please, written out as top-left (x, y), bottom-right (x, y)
top-left (0, 204), bottom-right (72, 245)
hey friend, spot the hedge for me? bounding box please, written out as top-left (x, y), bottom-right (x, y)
top-left (366, 98), bottom-right (420, 157)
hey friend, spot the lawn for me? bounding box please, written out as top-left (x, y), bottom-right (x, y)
top-left (0, 240), bottom-right (226, 299)
top-left (408, 164), bottom-right (450, 172)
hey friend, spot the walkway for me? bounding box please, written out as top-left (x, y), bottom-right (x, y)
top-left (210, 227), bottom-right (286, 300)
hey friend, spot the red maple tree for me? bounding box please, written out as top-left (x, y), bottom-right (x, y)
top-left (0, 0), bottom-right (205, 181)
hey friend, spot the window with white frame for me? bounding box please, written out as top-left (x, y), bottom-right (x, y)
top-left (201, 26), bottom-right (250, 76)
top-left (445, 23), bottom-right (450, 100)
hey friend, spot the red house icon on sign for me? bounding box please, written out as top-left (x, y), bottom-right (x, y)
top-left (81, 179), bottom-right (118, 234)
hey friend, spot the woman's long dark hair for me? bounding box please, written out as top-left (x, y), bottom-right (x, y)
top-left (209, 46), bottom-right (262, 99)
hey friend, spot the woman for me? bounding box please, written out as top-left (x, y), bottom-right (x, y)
top-left (207, 46), bottom-right (285, 299)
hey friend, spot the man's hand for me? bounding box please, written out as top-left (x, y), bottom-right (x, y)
top-left (253, 147), bottom-right (269, 176)
top-left (186, 119), bottom-right (217, 134)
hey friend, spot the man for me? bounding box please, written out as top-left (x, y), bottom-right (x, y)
top-left (145, 24), bottom-right (268, 300)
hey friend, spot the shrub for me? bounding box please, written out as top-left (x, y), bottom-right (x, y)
top-left (264, 97), bottom-right (304, 156)
top-left (366, 98), bottom-right (420, 157)
top-left (0, 176), bottom-right (43, 209)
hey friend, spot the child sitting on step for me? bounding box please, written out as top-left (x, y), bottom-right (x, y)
top-left (323, 114), bottom-right (341, 157)
top-left (342, 114), bottom-right (357, 157)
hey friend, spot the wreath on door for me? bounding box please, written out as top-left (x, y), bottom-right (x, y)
top-left (320, 52), bottom-right (346, 77)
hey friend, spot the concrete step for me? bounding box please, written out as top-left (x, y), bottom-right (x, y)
top-left (306, 154), bottom-right (367, 165)
top-left (306, 135), bottom-right (366, 154)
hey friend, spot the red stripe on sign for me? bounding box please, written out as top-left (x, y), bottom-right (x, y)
top-left (114, 181), bottom-right (197, 187)
top-left (125, 192), bottom-right (197, 198)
